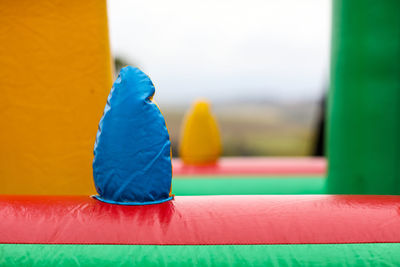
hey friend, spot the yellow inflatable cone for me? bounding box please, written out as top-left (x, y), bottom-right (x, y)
top-left (179, 99), bottom-right (222, 165)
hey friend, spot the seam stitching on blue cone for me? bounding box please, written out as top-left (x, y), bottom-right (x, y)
top-left (92, 195), bottom-right (173, 206)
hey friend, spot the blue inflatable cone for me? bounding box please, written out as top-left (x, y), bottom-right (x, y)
top-left (92, 66), bottom-right (173, 205)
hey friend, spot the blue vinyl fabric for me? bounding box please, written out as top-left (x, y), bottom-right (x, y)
top-left (93, 66), bottom-right (172, 205)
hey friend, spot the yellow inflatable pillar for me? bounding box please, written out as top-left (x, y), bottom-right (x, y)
top-left (179, 99), bottom-right (222, 165)
top-left (0, 0), bottom-right (113, 195)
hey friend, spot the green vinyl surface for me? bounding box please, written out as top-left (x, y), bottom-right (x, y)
top-left (1, 243), bottom-right (400, 266)
top-left (172, 177), bottom-right (326, 195)
top-left (328, 0), bottom-right (400, 194)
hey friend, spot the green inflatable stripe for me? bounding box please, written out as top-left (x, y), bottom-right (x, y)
top-left (328, 0), bottom-right (400, 194)
top-left (1, 243), bottom-right (400, 266)
top-left (172, 177), bottom-right (326, 195)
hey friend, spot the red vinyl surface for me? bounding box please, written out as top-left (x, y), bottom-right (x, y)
top-left (1, 195), bottom-right (400, 245)
top-left (172, 157), bottom-right (326, 176)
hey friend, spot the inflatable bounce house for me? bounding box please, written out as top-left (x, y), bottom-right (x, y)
top-left (1, 0), bottom-right (400, 266)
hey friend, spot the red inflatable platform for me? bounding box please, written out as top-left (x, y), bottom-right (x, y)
top-left (1, 195), bottom-right (399, 245)
top-left (172, 157), bottom-right (326, 176)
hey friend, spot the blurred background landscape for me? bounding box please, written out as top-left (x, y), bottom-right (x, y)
top-left (109, 0), bottom-right (330, 157)
top-left (162, 100), bottom-right (320, 157)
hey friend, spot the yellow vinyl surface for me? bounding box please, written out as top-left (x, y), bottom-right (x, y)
top-left (0, 0), bottom-right (113, 195)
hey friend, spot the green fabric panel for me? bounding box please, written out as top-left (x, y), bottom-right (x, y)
top-left (1, 243), bottom-right (400, 266)
top-left (328, 0), bottom-right (400, 194)
top-left (172, 177), bottom-right (325, 195)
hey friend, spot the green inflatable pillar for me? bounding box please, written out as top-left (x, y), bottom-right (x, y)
top-left (327, 0), bottom-right (400, 194)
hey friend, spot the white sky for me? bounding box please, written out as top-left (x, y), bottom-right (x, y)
top-left (107, 0), bottom-right (331, 104)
